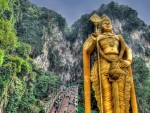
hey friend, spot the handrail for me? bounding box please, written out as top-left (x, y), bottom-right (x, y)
top-left (46, 89), bottom-right (61, 113)
top-left (45, 93), bottom-right (56, 112)
top-left (74, 86), bottom-right (78, 113)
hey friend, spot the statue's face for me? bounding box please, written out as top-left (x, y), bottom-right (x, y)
top-left (101, 20), bottom-right (112, 32)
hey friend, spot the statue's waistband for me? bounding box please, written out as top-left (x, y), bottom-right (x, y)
top-left (94, 54), bottom-right (119, 61)
top-left (106, 54), bottom-right (119, 60)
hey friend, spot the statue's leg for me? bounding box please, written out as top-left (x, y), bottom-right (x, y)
top-left (118, 76), bottom-right (126, 113)
top-left (100, 59), bottom-right (113, 113)
top-left (102, 74), bottom-right (113, 113)
top-left (117, 67), bottom-right (131, 113)
top-left (118, 73), bottom-right (131, 113)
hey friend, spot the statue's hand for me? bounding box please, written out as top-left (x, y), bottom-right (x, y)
top-left (110, 74), bottom-right (120, 80)
top-left (90, 32), bottom-right (99, 43)
top-left (119, 60), bottom-right (131, 68)
top-left (91, 32), bottom-right (99, 37)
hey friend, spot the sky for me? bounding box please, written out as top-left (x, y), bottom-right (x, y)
top-left (29, 0), bottom-right (150, 26)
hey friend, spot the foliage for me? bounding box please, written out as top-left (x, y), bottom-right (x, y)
top-left (5, 55), bottom-right (32, 73)
top-left (0, 62), bottom-right (14, 96)
top-left (0, 0), bottom-right (9, 10)
top-left (0, 0), bottom-right (19, 52)
top-left (34, 75), bottom-right (49, 98)
top-left (77, 104), bottom-right (85, 113)
top-left (121, 32), bottom-right (130, 44)
top-left (137, 44), bottom-right (143, 54)
top-left (48, 47), bottom-right (62, 72)
top-left (0, 1), bottom-right (63, 112)
top-left (66, 14), bottom-right (94, 43)
top-left (6, 77), bottom-right (25, 113)
top-left (14, 0), bottom-right (68, 58)
top-left (1, 55), bottom-right (61, 112)
top-left (46, 71), bottom-right (62, 91)
top-left (0, 19), bottom-right (17, 51)
top-left (15, 42), bottom-right (31, 59)
top-left (145, 47), bottom-right (150, 57)
top-left (132, 57), bottom-right (150, 113)
top-left (33, 68), bottom-right (62, 99)
top-left (0, 49), bottom-right (4, 66)
top-left (142, 29), bottom-right (150, 43)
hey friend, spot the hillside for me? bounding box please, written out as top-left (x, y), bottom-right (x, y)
top-left (0, 0), bottom-right (150, 112)
top-left (0, 0), bottom-right (62, 112)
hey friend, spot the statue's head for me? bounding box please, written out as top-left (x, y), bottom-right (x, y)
top-left (99, 14), bottom-right (113, 33)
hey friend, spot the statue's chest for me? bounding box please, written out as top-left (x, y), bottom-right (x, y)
top-left (99, 35), bottom-right (119, 47)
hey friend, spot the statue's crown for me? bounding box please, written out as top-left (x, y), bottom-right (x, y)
top-left (99, 14), bottom-right (111, 25)
top-left (90, 13), bottom-right (111, 26)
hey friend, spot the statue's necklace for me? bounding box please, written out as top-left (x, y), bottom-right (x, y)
top-left (108, 37), bottom-right (115, 47)
top-left (103, 33), bottom-right (115, 47)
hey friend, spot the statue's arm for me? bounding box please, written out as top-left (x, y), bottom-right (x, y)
top-left (118, 35), bottom-right (132, 68)
top-left (125, 43), bottom-right (132, 63)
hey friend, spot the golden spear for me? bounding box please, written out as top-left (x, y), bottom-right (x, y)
top-left (90, 13), bottom-right (103, 113)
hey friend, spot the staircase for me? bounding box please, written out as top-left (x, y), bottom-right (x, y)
top-left (49, 86), bottom-right (78, 113)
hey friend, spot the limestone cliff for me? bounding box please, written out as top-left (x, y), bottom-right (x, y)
top-left (33, 25), bottom-right (82, 83)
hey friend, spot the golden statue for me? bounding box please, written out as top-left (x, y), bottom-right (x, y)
top-left (83, 14), bottom-right (138, 113)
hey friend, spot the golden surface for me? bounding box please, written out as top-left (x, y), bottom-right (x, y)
top-left (83, 14), bottom-right (138, 113)
top-left (90, 13), bottom-right (101, 27)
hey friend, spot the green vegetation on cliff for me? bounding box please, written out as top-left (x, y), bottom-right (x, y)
top-left (0, 0), bottom-right (62, 112)
top-left (14, 0), bottom-right (68, 58)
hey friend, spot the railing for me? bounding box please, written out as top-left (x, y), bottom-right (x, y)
top-left (74, 86), bottom-right (78, 113)
top-left (45, 89), bottom-right (61, 113)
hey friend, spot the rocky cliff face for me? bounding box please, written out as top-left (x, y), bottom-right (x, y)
top-left (33, 25), bottom-right (82, 83)
top-left (112, 19), bottom-right (143, 55)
